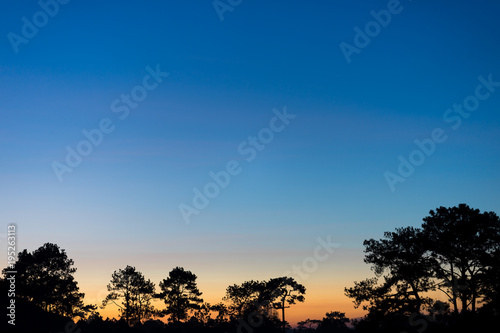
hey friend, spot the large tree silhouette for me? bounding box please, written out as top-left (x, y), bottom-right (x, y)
top-left (158, 266), bottom-right (203, 323)
top-left (364, 226), bottom-right (435, 312)
top-left (102, 265), bottom-right (156, 325)
top-left (422, 204), bottom-right (500, 313)
top-left (345, 227), bottom-right (434, 317)
top-left (346, 204), bottom-right (500, 321)
top-left (1, 242), bottom-right (93, 318)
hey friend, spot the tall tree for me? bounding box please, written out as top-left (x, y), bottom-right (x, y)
top-left (102, 265), bottom-right (156, 325)
top-left (422, 204), bottom-right (500, 313)
top-left (158, 266), bottom-right (203, 323)
top-left (363, 226), bottom-right (435, 312)
top-left (346, 204), bottom-right (500, 319)
top-left (1, 243), bottom-right (93, 318)
top-left (266, 277), bottom-right (305, 331)
top-left (345, 227), bottom-right (435, 316)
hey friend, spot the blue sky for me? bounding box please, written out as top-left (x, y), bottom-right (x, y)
top-left (1, 0), bottom-right (500, 322)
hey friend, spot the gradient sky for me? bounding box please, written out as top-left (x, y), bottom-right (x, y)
top-left (1, 0), bottom-right (500, 326)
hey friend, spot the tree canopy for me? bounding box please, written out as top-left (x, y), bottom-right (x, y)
top-left (422, 204), bottom-right (500, 313)
top-left (1, 242), bottom-right (93, 319)
top-left (346, 204), bottom-right (500, 331)
top-left (102, 265), bottom-right (156, 325)
top-left (345, 226), bottom-right (435, 317)
top-left (223, 276), bottom-right (305, 331)
top-left (158, 266), bottom-right (204, 323)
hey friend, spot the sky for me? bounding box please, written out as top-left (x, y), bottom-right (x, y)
top-left (1, 0), bottom-right (500, 326)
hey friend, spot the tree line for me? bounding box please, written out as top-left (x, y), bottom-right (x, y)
top-left (1, 204), bottom-right (499, 332)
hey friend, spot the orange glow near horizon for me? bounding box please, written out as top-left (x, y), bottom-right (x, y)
top-left (73, 243), bottom-right (373, 327)
top-left (80, 272), bottom-right (367, 327)
top-left (95, 293), bottom-right (365, 327)
top-left (81, 263), bottom-right (453, 328)
top-left (72, 237), bottom-right (451, 328)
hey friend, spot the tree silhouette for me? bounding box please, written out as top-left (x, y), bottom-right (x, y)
top-left (210, 302), bottom-right (229, 325)
top-left (422, 204), bottom-right (500, 313)
top-left (1, 242), bottom-right (93, 318)
top-left (345, 227), bottom-right (434, 317)
top-left (102, 265), bottom-right (156, 325)
top-left (345, 277), bottom-right (405, 317)
top-left (317, 311), bottom-right (349, 333)
top-left (190, 302), bottom-right (212, 326)
top-left (223, 277), bottom-right (305, 332)
top-left (266, 277), bottom-right (306, 331)
top-left (481, 246), bottom-right (500, 313)
top-left (158, 266), bottom-right (203, 323)
top-left (224, 279), bottom-right (268, 319)
top-left (297, 318), bottom-right (321, 331)
top-left (346, 203), bottom-right (500, 326)
top-left (363, 226), bottom-right (435, 312)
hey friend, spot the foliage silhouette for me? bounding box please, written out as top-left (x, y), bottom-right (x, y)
top-left (102, 265), bottom-right (157, 326)
top-left (266, 277), bottom-right (306, 331)
top-left (422, 204), bottom-right (500, 313)
top-left (297, 318), bottom-right (321, 331)
top-left (345, 227), bottom-right (435, 317)
top-left (224, 279), bottom-right (268, 319)
top-left (158, 266), bottom-right (204, 323)
top-left (316, 311), bottom-right (350, 333)
top-left (1, 242), bottom-right (94, 319)
top-left (346, 203), bottom-right (500, 332)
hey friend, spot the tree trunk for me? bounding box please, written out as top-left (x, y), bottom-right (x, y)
top-left (282, 299), bottom-right (286, 333)
top-left (460, 267), bottom-right (468, 313)
top-left (409, 280), bottom-right (422, 313)
top-left (461, 295), bottom-right (468, 313)
top-left (470, 273), bottom-right (477, 312)
top-left (472, 291), bottom-right (476, 312)
top-left (125, 292), bottom-right (130, 325)
top-left (450, 263), bottom-right (458, 314)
